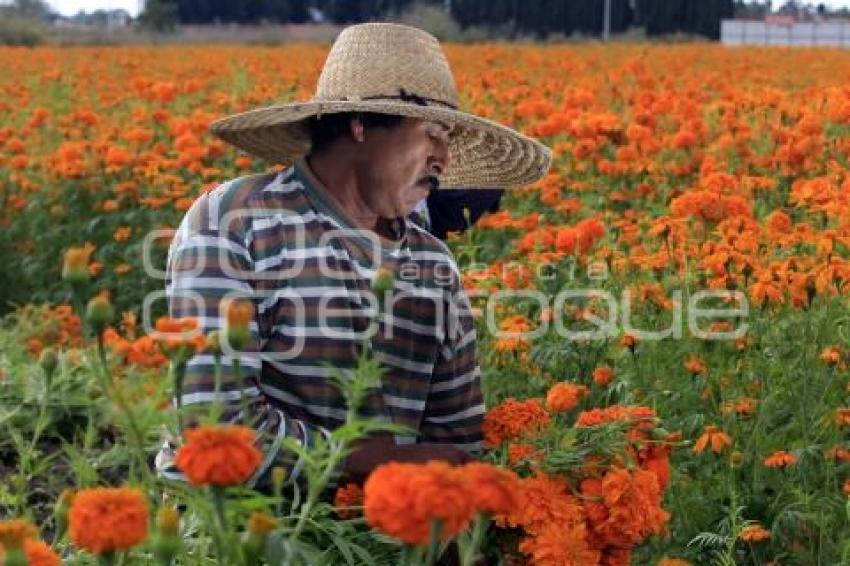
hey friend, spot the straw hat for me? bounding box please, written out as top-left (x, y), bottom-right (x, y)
top-left (210, 22), bottom-right (551, 189)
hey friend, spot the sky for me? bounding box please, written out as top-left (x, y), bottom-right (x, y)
top-left (39, 0), bottom-right (850, 18)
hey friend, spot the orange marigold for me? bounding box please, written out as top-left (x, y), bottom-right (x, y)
top-left (23, 539), bottom-right (61, 566)
top-left (657, 557), bottom-right (692, 566)
top-left (0, 519), bottom-right (38, 550)
top-left (153, 316), bottom-right (206, 358)
top-left (175, 425), bottom-right (262, 486)
top-left (842, 479), bottom-right (850, 496)
top-left (763, 450), bottom-right (797, 468)
top-left (517, 523), bottom-right (601, 566)
top-left (0, 538), bottom-right (61, 566)
top-left (461, 462), bottom-right (521, 515)
top-left (334, 483), bottom-right (364, 520)
top-left (739, 524), bottom-right (770, 543)
top-left (364, 461), bottom-right (476, 545)
top-left (593, 366), bottom-right (615, 386)
top-left (69, 487), bottom-right (149, 555)
top-left (482, 398), bottom-right (550, 447)
top-left (545, 382), bottom-right (588, 413)
top-left (581, 467), bottom-right (670, 548)
top-left (693, 425), bottom-right (733, 454)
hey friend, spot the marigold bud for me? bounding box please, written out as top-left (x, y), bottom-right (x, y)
top-left (85, 295), bottom-right (114, 331)
top-left (205, 330), bottom-right (222, 356)
top-left (371, 266), bottom-right (395, 295)
top-left (62, 246), bottom-right (92, 285)
top-left (152, 506), bottom-right (182, 564)
top-left (224, 299), bottom-right (253, 350)
top-left (38, 348), bottom-right (59, 378)
top-left (241, 513), bottom-right (277, 564)
top-left (271, 466), bottom-right (286, 494)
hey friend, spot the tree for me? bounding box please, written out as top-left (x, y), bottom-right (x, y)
top-left (139, 0), bottom-right (179, 30)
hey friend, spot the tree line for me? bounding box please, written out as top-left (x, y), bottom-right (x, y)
top-left (144, 0), bottom-right (735, 39)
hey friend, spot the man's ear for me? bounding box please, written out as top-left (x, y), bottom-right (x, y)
top-left (349, 116), bottom-right (365, 143)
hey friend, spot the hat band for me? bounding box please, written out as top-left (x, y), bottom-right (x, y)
top-left (360, 88), bottom-right (457, 110)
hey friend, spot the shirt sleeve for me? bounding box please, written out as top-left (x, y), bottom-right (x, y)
top-left (418, 262), bottom-right (485, 452)
top-left (154, 182), bottom-right (333, 489)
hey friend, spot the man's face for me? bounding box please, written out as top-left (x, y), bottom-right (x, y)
top-left (355, 117), bottom-right (452, 219)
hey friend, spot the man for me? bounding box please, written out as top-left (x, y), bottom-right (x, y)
top-left (156, 22), bottom-right (550, 487)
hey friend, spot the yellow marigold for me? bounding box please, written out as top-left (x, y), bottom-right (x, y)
top-left (247, 512), bottom-right (278, 537)
top-left (545, 382), bottom-right (587, 413)
top-left (0, 519), bottom-right (38, 550)
top-left (739, 524), bottom-right (770, 543)
top-left (763, 450), bottom-right (797, 468)
top-left (364, 461), bottom-right (476, 545)
top-left (175, 425), bottom-right (262, 486)
top-left (69, 487), bottom-right (149, 554)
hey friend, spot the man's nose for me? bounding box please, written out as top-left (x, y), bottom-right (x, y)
top-left (428, 140), bottom-right (450, 176)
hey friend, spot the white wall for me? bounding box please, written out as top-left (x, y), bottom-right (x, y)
top-left (721, 20), bottom-right (850, 46)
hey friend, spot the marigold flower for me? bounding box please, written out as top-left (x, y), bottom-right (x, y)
top-left (835, 408), bottom-right (850, 427)
top-left (763, 450), bottom-right (797, 468)
top-left (334, 483), bottom-right (364, 519)
top-left (175, 425), bottom-right (262, 486)
top-left (621, 333), bottom-right (637, 351)
top-left (482, 398), bottom-right (550, 447)
top-left (517, 522), bottom-right (601, 566)
top-left (0, 519), bottom-right (38, 550)
top-left (545, 382), bottom-right (587, 413)
top-left (821, 346), bottom-right (842, 366)
top-left (683, 355), bottom-right (707, 375)
top-left (657, 558), bottom-right (692, 566)
top-left (461, 462), bottom-right (521, 515)
top-left (507, 442), bottom-right (541, 466)
top-left (154, 316), bottom-right (206, 359)
top-left (739, 524), bottom-right (770, 542)
top-left (581, 467), bottom-right (670, 547)
top-left (69, 487), bottom-right (149, 555)
top-left (364, 461), bottom-right (476, 545)
top-left (842, 479), bottom-right (850, 496)
top-left (0, 537), bottom-right (62, 566)
top-left (592, 366), bottom-right (615, 386)
top-left (693, 425), bottom-right (733, 454)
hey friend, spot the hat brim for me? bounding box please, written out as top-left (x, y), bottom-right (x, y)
top-left (210, 100), bottom-right (552, 189)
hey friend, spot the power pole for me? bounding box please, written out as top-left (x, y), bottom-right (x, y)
top-left (603, 0), bottom-right (611, 41)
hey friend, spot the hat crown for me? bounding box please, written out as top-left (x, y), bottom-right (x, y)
top-left (314, 23), bottom-right (459, 109)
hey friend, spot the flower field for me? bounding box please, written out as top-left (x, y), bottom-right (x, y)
top-left (2, 42), bottom-right (850, 565)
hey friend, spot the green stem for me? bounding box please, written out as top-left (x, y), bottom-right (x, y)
top-left (460, 514), bottom-right (487, 566)
top-left (95, 334), bottom-right (150, 482)
top-left (210, 486), bottom-right (230, 562)
top-left (424, 520), bottom-right (443, 566)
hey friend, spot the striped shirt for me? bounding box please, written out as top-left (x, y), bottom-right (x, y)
top-left (155, 158), bottom-right (484, 487)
